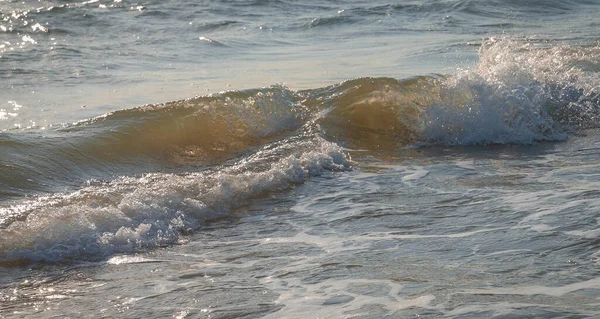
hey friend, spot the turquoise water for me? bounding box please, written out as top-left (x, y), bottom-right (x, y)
top-left (2, 0), bottom-right (600, 317)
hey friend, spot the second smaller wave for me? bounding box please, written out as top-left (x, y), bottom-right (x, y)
top-left (0, 135), bottom-right (350, 266)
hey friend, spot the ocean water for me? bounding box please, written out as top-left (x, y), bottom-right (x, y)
top-left (2, 0), bottom-right (600, 317)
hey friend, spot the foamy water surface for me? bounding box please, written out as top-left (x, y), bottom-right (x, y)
top-left (2, 0), bottom-right (600, 318)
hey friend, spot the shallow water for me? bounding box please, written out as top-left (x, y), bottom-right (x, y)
top-left (4, 138), bottom-right (600, 318)
top-left (2, 0), bottom-right (600, 318)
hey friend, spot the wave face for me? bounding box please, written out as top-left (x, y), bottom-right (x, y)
top-left (419, 37), bottom-right (600, 145)
top-left (309, 38), bottom-right (600, 148)
top-left (2, 37), bottom-right (600, 264)
top-left (0, 86), bottom-right (305, 197)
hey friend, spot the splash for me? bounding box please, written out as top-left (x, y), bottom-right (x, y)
top-left (311, 38), bottom-right (600, 147)
top-left (0, 135), bottom-right (350, 265)
top-left (421, 37), bottom-right (600, 145)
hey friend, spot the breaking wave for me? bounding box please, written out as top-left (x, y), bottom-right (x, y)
top-left (315, 38), bottom-right (600, 147)
top-left (0, 135), bottom-right (350, 265)
top-left (2, 37), bottom-right (600, 264)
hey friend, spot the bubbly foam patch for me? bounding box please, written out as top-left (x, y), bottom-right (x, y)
top-left (421, 38), bottom-right (600, 145)
top-left (461, 276), bottom-right (600, 297)
top-left (262, 277), bottom-right (435, 318)
top-left (0, 137), bottom-right (350, 264)
top-left (312, 39), bottom-right (600, 148)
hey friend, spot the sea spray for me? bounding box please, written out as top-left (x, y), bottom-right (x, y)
top-left (0, 136), bottom-right (350, 265)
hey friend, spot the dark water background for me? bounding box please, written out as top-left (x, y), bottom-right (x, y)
top-left (2, 0), bottom-right (600, 317)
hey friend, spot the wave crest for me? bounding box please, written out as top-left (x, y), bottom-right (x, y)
top-left (0, 136), bottom-right (350, 265)
top-left (421, 37), bottom-right (600, 145)
top-left (310, 38), bottom-right (600, 147)
top-left (71, 85), bottom-right (304, 163)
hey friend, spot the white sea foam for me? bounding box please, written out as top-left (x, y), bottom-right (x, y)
top-left (565, 228), bottom-right (600, 239)
top-left (106, 255), bottom-right (155, 265)
top-left (460, 276), bottom-right (600, 297)
top-left (441, 302), bottom-right (553, 318)
top-left (530, 224), bottom-right (556, 233)
top-left (421, 38), bottom-right (600, 145)
top-left (402, 167), bottom-right (430, 182)
top-left (261, 277), bottom-right (435, 318)
top-left (0, 137), bottom-right (350, 264)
